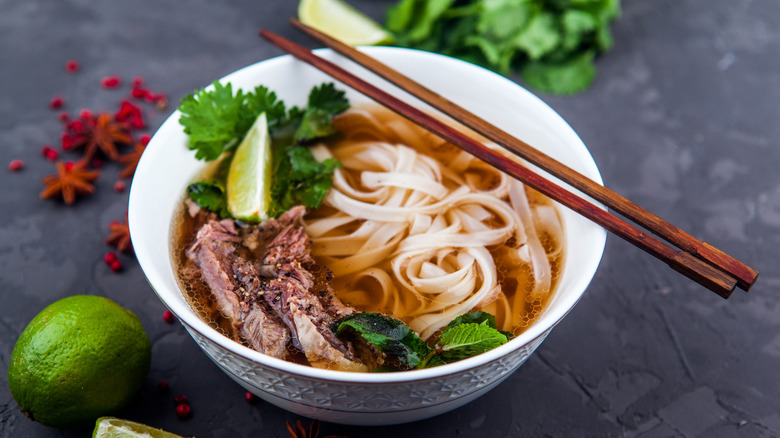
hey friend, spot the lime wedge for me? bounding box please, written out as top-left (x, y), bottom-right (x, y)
top-left (298, 0), bottom-right (394, 46)
top-left (93, 417), bottom-right (187, 438)
top-left (227, 112), bottom-right (273, 222)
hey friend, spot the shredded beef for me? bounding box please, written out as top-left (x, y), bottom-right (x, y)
top-left (185, 206), bottom-right (366, 371)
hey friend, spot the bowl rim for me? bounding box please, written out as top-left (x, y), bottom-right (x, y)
top-left (130, 46), bottom-right (607, 384)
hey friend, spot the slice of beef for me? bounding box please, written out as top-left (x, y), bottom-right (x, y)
top-left (259, 208), bottom-right (367, 372)
top-left (186, 219), bottom-right (290, 359)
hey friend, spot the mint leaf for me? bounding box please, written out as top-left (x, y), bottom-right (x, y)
top-left (335, 313), bottom-right (431, 370)
top-left (187, 181), bottom-right (230, 218)
top-left (446, 311), bottom-right (498, 329)
top-left (294, 83), bottom-right (349, 143)
top-left (422, 321), bottom-right (508, 367)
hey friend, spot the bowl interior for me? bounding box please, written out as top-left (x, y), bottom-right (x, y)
top-left (128, 47), bottom-right (606, 382)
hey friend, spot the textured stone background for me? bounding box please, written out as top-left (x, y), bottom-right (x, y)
top-left (1, 0), bottom-right (778, 437)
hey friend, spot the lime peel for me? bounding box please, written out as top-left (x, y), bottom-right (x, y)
top-left (298, 0), bottom-right (394, 46)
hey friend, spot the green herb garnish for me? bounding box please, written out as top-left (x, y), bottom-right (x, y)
top-left (187, 181), bottom-right (230, 219)
top-left (385, 0), bottom-right (621, 94)
top-left (179, 82), bottom-right (349, 218)
top-left (421, 319), bottom-right (508, 368)
top-left (333, 311), bottom-right (510, 370)
top-left (178, 82), bottom-right (287, 161)
top-left (334, 312), bottom-right (432, 370)
top-left (293, 83), bottom-right (350, 143)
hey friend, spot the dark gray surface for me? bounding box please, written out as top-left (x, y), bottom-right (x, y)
top-left (1, 0), bottom-right (778, 437)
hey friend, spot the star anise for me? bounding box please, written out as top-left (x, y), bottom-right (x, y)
top-left (40, 160), bottom-right (100, 205)
top-left (287, 420), bottom-right (345, 438)
top-left (69, 112), bottom-right (132, 161)
top-left (117, 141), bottom-right (146, 179)
top-left (106, 214), bottom-right (132, 253)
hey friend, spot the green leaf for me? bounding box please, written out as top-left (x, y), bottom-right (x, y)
top-left (335, 313), bottom-right (431, 370)
top-left (386, 0), bottom-right (417, 34)
top-left (521, 50), bottom-right (596, 95)
top-left (239, 86), bottom-right (287, 134)
top-left (187, 181), bottom-right (230, 218)
top-left (179, 81), bottom-right (245, 161)
top-left (268, 145), bottom-right (340, 217)
top-left (511, 11), bottom-right (561, 61)
top-left (179, 82), bottom-right (289, 161)
top-left (446, 311), bottom-right (498, 329)
top-left (422, 322), bottom-right (508, 367)
top-left (387, 0), bottom-right (456, 44)
top-left (476, 0), bottom-right (534, 41)
top-left (560, 9), bottom-right (597, 52)
top-left (294, 83), bottom-right (350, 143)
top-left (384, 0), bottom-right (621, 95)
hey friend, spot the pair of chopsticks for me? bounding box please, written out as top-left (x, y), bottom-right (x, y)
top-left (258, 20), bottom-right (758, 299)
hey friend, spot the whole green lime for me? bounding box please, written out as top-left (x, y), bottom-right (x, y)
top-left (7, 295), bottom-right (151, 429)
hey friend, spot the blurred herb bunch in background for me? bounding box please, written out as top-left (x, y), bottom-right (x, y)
top-left (386, 0), bottom-right (621, 94)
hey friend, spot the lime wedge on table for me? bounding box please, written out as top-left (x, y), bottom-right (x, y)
top-left (93, 417), bottom-right (187, 438)
top-left (298, 0), bottom-right (394, 46)
top-left (227, 112), bottom-right (272, 222)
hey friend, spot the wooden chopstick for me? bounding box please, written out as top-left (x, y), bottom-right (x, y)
top-left (288, 19), bottom-right (758, 293)
top-left (259, 29), bottom-right (739, 298)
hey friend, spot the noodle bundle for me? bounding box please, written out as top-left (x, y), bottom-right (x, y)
top-left (304, 107), bottom-right (565, 339)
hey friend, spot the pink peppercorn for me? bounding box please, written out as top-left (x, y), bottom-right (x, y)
top-left (175, 403), bottom-right (191, 419)
top-left (114, 181), bottom-right (126, 192)
top-left (173, 394), bottom-right (188, 405)
top-left (49, 95), bottom-right (64, 109)
top-left (65, 59), bottom-right (79, 73)
top-left (110, 259), bottom-right (123, 272)
top-left (104, 252), bottom-right (117, 265)
top-left (101, 75), bottom-right (121, 88)
top-left (8, 160), bottom-right (24, 172)
top-left (163, 310), bottom-right (176, 324)
top-left (58, 111), bottom-right (70, 122)
top-left (244, 391), bottom-right (257, 403)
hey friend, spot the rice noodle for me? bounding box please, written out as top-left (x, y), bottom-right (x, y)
top-left (304, 107), bottom-right (564, 339)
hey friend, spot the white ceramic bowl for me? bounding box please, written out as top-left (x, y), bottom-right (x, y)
top-left (129, 47), bottom-right (606, 426)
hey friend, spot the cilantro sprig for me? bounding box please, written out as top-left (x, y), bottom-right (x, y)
top-left (178, 81), bottom-right (349, 218)
top-left (385, 0), bottom-right (621, 94)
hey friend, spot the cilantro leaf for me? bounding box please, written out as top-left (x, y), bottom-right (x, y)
top-left (179, 82), bottom-right (245, 161)
top-left (521, 50), bottom-right (596, 95)
top-left (294, 83), bottom-right (350, 143)
top-left (187, 181), bottom-right (230, 218)
top-left (179, 82), bottom-right (288, 161)
top-left (385, 0), bottom-right (621, 94)
top-left (268, 145), bottom-right (341, 217)
top-left (334, 312), bottom-right (431, 370)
